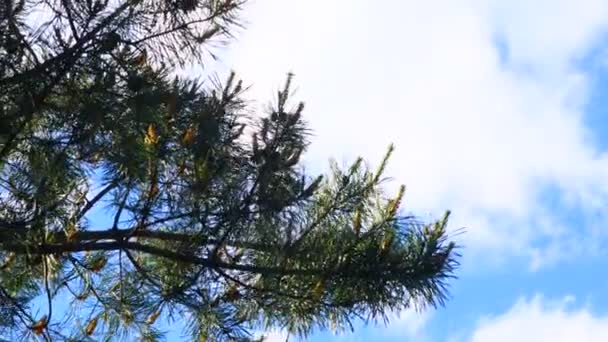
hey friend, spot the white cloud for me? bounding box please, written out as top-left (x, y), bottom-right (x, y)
top-left (256, 310), bottom-right (429, 342)
top-left (367, 310), bottom-right (431, 341)
top-left (386, 310), bottom-right (430, 338)
top-left (334, 310), bottom-right (432, 342)
top-left (217, 0), bottom-right (608, 270)
top-left (260, 330), bottom-right (289, 342)
top-left (486, 0), bottom-right (608, 73)
top-left (466, 295), bottom-right (608, 342)
top-left (312, 309), bottom-right (431, 342)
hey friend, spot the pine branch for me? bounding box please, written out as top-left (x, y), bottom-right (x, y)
top-left (0, 0), bottom-right (134, 86)
top-left (77, 181), bottom-right (119, 220)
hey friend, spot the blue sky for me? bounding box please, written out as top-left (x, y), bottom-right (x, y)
top-left (192, 0), bottom-right (608, 341)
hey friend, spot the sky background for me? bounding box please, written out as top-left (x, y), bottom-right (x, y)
top-left (193, 0), bottom-right (608, 341)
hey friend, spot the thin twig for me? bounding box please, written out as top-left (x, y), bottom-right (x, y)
top-left (77, 181), bottom-right (119, 220)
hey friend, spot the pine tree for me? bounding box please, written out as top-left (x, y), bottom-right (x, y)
top-left (0, 0), bottom-right (459, 340)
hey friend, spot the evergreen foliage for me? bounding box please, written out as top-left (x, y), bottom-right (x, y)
top-left (0, 0), bottom-right (459, 340)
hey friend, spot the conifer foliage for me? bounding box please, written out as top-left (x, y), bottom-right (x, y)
top-left (0, 0), bottom-right (459, 340)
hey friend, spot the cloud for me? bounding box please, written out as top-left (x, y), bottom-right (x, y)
top-left (366, 310), bottom-right (431, 341)
top-left (486, 0), bottom-right (608, 72)
top-left (255, 310), bottom-right (429, 342)
top-left (465, 295), bottom-right (608, 342)
top-left (385, 310), bottom-right (430, 338)
top-left (306, 309), bottom-right (431, 342)
top-left (260, 330), bottom-right (289, 342)
top-left (217, 0), bottom-right (608, 269)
